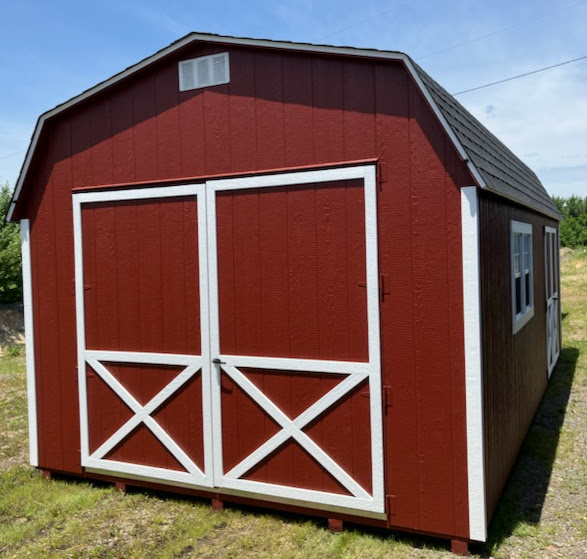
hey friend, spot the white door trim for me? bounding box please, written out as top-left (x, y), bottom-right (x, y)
top-left (206, 164), bottom-right (384, 515)
top-left (73, 183), bottom-right (214, 488)
top-left (72, 166), bottom-right (384, 517)
top-left (545, 226), bottom-right (560, 378)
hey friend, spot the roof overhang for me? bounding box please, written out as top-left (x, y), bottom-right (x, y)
top-left (7, 31), bottom-right (489, 221)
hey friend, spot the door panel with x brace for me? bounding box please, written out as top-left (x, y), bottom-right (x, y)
top-left (73, 165), bottom-right (384, 516)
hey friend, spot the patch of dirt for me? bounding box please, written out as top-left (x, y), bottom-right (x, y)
top-left (559, 247), bottom-right (573, 261)
top-left (0, 303), bottom-right (24, 354)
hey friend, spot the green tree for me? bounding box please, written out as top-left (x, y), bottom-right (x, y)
top-left (0, 182), bottom-right (22, 303)
top-left (553, 195), bottom-right (587, 248)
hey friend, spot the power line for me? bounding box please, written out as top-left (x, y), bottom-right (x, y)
top-left (0, 150), bottom-right (23, 160)
top-left (417, 0), bottom-right (585, 61)
top-left (453, 54), bottom-right (587, 96)
top-left (316, 0), bottom-right (413, 41)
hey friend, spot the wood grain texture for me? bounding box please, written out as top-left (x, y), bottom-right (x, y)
top-left (22, 45), bottom-right (478, 537)
top-left (81, 197), bottom-right (202, 471)
top-left (479, 190), bottom-right (558, 522)
top-left (216, 180), bottom-right (370, 493)
top-left (409, 79), bottom-right (456, 536)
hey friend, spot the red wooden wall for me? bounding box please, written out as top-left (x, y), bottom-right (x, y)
top-left (19, 42), bottom-right (475, 539)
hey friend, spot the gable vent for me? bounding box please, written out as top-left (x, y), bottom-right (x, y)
top-left (179, 52), bottom-right (230, 92)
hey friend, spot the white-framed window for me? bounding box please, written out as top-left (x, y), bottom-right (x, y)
top-left (511, 220), bottom-right (534, 334)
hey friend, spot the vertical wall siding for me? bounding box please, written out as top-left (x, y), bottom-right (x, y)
top-left (23, 45), bottom-right (474, 537)
top-left (479, 190), bottom-right (558, 520)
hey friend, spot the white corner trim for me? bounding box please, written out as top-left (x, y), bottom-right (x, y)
top-left (21, 219), bottom-right (38, 467)
top-left (460, 187), bottom-right (487, 542)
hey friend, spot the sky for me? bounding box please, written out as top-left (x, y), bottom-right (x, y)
top-left (0, 0), bottom-right (585, 197)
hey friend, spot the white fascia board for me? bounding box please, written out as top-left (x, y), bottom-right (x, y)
top-left (402, 59), bottom-right (486, 189)
top-left (461, 186), bottom-right (487, 542)
top-left (8, 31), bottom-right (485, 221)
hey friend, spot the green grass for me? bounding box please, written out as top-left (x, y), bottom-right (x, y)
top-left (1, 248), bottom-right (586, 557)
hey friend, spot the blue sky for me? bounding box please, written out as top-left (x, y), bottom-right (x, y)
top-left (1, 0), bottom-right (586, 196)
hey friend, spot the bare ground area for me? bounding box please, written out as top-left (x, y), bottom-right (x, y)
top-left (0, 250), bottom-right (585, 557)
top-left (0, 303), bottom-right (24, 355)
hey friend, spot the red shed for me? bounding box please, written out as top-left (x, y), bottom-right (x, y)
top-left (7, 33), bottom-right (562, 553)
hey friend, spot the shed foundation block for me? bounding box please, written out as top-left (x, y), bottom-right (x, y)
top-left (451, 539), bottom-right (469, 556)
top-left (211, 498), bottom-right (224, 511)
top-left (115, 481), bottom-right (127, 494)
top-left (41, 470), bottom-right (52, 481)
top-left (328, 518), bottom-right (344, 532)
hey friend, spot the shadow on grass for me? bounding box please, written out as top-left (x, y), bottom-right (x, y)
top-left (481, 346), bottom-right (579, 556)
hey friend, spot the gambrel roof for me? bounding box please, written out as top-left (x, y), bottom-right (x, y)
top-left (412, 61), bottom-right (560, 219)
top-left (7, 32), bottom-right (560, 221)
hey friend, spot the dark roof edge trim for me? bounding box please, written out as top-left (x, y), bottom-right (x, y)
top-left (483, 185), bottom-right (560, 221)
top-left (8, 32), bottom-right (490, 221)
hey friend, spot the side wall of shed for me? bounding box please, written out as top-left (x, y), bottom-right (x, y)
top-left (21, 44), bottom-right (474, 538)
top-left (478, 190), bottom-right (558, 521)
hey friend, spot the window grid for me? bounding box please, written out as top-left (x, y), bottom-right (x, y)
top-left (511, 221), bottom-right (534, 334)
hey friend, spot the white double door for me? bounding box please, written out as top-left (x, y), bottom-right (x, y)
top-left (73, 165), bottom-right (385, 516)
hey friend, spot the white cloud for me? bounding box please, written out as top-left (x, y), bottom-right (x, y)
top-left (458, 63), bottom-right (587, 186)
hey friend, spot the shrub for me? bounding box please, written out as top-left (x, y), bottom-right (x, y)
top-left (0, 182), bottom-right (22, 303)
top-left (553, 195), bottom-right (587, 248)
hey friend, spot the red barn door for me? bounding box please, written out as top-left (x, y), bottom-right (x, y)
top-left (207, 166), bottom-right (383, 515)
top-left (73, 165), bottom-right (383, 516)
top-left (73, 184), bottom-right (213, 488)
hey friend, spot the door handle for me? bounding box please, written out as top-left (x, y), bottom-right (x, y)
top-left (212, 358), bottom-right (226, 365)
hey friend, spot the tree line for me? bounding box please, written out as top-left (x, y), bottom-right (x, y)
top-left (553, 195), bottom-right (587, 248)
top-left (0, 183), bottom-right (22, 303)
top-left (0, 184), bottom-right (586, 304)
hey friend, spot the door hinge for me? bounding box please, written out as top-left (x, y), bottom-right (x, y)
top-left (379, 274), bottom-right (390, 302)
top-left (383, 386), bottom-right (393, 411)
top-left (387, 494), bottom-right (396, 515)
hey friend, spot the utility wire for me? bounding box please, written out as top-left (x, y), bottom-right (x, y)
top-left (453, 54), bottom-right (587, 95)
top-left (417, 0), bottom-right (584, 61)
top-left (0, 150), bottom-right (23, 160)
top-left (316, 0), bottom-right (413, 41)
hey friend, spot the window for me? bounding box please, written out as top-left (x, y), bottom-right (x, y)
top-left (511, 220), bottom-right (534, 333)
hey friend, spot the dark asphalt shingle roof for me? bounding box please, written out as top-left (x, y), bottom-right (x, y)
top-left (411, 59), bottom-right (561, 219)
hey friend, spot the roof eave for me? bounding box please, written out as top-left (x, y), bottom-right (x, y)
top-left (482, 184), bottom-right (561, 221)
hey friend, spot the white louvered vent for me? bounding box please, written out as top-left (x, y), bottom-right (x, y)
top-left (178, 52), bottom-right (230, 92)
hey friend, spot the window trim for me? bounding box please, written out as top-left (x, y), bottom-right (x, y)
top-left (510, 220), bottom-right (534, 334)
